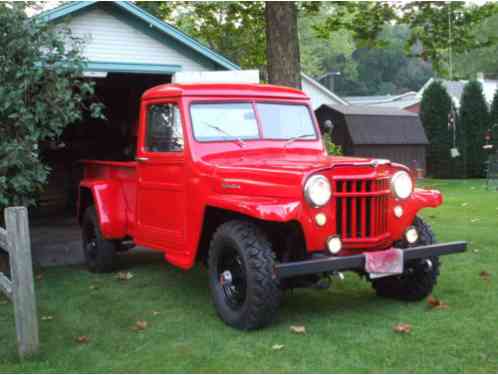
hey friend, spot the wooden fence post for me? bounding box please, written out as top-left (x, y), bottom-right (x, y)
top-left (5, 207), bottom-right (39, 359)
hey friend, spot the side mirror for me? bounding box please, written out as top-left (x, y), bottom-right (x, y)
top-left (323, 120), bottom-right (334, 133)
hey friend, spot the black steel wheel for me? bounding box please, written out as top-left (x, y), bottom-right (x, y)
top-left (81, 206), bottom-right (117, 273)
top-left (371, 216), bottom-right (440, 301)
top-left (208, 220), bottom-right (281, 330)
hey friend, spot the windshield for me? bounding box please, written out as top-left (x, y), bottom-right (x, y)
top-left (190, 103), bottom-right (259, 142)
top-left (190, 102), bottom-right (316, 142)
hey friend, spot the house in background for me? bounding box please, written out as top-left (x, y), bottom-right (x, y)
top-left (315, 104), bottom-right (429, 172)
top-left (417, 74), bottom-right (498, 109)
top-left (345, 92), bottom-right (421, 113)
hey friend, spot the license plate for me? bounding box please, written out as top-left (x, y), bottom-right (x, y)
top-left (365, 248), bottom-right (404, 279)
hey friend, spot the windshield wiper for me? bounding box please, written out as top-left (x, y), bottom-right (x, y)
top-left (204, 123), bottom-right (246, 148)
top-left (284, 133), bottom-right (315, 148)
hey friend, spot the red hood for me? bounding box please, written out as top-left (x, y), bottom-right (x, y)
top-left (203, 150), bottom-right (393, 199)
top-left (203, 150), bottom-right (378, 175)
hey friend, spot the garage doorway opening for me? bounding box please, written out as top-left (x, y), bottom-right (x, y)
top-left (35, 72), bottom-right (172, 218)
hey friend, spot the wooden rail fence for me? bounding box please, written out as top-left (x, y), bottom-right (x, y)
top-left (0, 207), bottom-right (39, 359)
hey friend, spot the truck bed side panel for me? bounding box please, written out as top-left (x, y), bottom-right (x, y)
top-left (80, 161), bottom-right (137, 239)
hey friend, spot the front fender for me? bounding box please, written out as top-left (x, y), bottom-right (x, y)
top-left (207, 194), bottom-right (303, 222)
top-left (80, 179), bottom-right (127, 239)
top-left (411, 188), bottom-right (443, 210)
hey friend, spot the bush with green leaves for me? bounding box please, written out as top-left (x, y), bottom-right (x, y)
top-left (323, 132), bottom-right (343, 156)
top-left (0, 3), bottom-right (102, 209)
top-left (459, 80), bottom-right (490, 177)
top-left (419, 80), bottom-right (458, 178)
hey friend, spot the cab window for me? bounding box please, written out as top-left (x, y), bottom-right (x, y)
top-left (146, 104), bottom-right (184, 152)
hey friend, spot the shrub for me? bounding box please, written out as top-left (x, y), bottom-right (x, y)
top-left (419, 80), bottom-right (457, 177)
top-left (459, 80), bottom-right (490, 177)
top-left (0, 3), bottom-right (103, 209)
top-left (323, 132), bottom-right (343, 156)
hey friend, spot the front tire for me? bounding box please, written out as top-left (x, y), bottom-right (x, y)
top-left (81, 206), bottom-right (117, 273)
top-left (372, 216), bottom-right (440, 301)
top-left (208, 220), bottom-right (281, 330)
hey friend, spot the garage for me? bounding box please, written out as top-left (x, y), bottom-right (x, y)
top-left (35, 1), bottom-right (239, 217)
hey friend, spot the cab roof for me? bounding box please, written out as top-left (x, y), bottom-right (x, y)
top-left (142, 83), bottom-right (309, 100)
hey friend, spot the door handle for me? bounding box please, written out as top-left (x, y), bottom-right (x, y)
top-left (136, 156), bottom-right (149, 162)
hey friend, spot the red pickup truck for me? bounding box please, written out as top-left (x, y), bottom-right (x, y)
top-left (79, 83), bottom-right (466, 330)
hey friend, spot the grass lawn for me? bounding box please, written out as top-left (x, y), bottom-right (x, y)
top-left (0, 179), bottom-right (497, 373)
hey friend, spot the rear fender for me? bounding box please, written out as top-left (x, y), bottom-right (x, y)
top-left (79, 179), bottom-right (127, 239)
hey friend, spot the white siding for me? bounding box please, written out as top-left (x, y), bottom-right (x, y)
top-left (60, 7), bottom-right (215, 71)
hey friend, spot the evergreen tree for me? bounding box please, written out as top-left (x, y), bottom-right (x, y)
top-left (419, 81), bottom-right (454, 178)
top-left (490, 89), bottom-right (498, 128)
top-left (459, 80), bottom-right (490, 177)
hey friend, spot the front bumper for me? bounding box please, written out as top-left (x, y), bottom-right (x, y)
top-left (275, 241), bottom-right (467, 279)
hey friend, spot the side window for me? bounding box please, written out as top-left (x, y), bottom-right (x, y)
top-left (146, 104), bottom-right (184, 152)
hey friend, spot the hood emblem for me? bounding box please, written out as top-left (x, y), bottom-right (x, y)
top-left (370, 159), bottom-right (390, 167)
top-left (222, 182), bottom-right (241, 189)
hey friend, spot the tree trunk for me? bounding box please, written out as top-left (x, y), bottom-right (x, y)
top-left (265, 2), bottom-right (302, 89)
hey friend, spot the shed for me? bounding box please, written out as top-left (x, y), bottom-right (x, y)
top-left (315, 104), bottom-right (429, 171)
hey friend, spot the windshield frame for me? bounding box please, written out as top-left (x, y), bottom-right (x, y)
top-left (188, 99), bottom-right (318, 144)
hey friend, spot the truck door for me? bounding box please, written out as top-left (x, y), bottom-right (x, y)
top-left (135, 102), bottom-right (186, 252)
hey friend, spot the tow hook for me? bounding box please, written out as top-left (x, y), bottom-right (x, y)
top-left (313, 272), bottom-right (344, 290)
top-left (423, 259), bottom-right (433, 272)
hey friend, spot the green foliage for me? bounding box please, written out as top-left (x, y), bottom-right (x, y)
top-left (137, 2), bottom-right (266, 71)
top-left (459, 80), bottom-right (490, 177)
top-left (453, 11), bottom-right (498, 79)
top-left (323, 132), bottom-right (343, 156)
top-left (0, 2), bottom-right (102, 209)
top-left (310, 2), bottom-right (497, 77)
top-left (419, 81), bottom-right (459, 178)
top-left (490, 89), bottom-right (498, 128)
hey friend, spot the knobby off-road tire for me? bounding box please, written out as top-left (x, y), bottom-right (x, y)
top-left (81, 206), bottom-right (117, 273)
top-left (372, 216), bottom-right (440, 301)
top-left (208, 220), bottom-right (281, 330)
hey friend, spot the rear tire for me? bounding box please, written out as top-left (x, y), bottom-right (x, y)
top-left (371, 216), bottom-right (440, 301)
top-left (81, 206), bottom-right (117, 273)
top-left (208, 220), bottom-right (281, 330)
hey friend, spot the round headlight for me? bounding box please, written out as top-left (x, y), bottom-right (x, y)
top-left (391, 171), bottom-right (413, 200)
top-left (304, 175), bottom-right (331, 207)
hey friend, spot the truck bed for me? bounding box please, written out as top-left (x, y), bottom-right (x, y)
top-left (80, 160), bottom-right (138, 232)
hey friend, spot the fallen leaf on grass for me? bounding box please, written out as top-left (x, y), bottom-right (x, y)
top-left (132, 320), bottom-right (147, 331)
top-left (289, 325), bottom-right (306, 334)
top-left (480, 271), bottom-right (491, 280)
top-left (116, 272), bottom-right (134, 281)
top-left (393, 323), bottom-right (412, 334)
top-left (75, 336), bottom-right (89, 344)
top-left (272, 344), bottom-right (285, 351)
top-left (41, 315), bottom-right (54, 321)
top-left (427, 296), bottom-right (448, 310)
